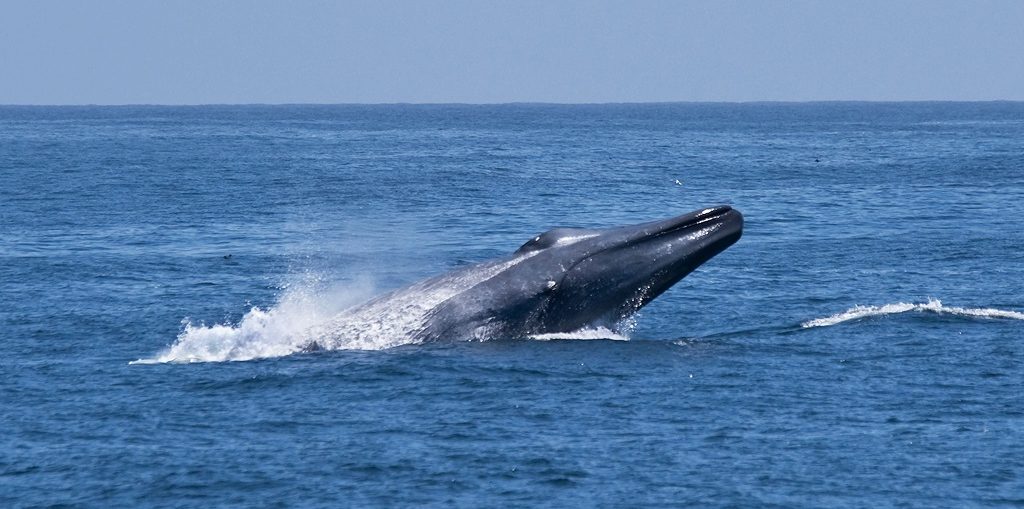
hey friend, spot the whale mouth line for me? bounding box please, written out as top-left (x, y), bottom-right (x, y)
top-left (648, 206), bottom-right (737, 240)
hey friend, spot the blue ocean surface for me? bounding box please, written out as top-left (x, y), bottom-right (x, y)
top-left (1, 103), bottom-right (1022, 507)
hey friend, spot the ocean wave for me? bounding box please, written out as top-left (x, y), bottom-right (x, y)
top-left (529, 327), bottom-right (629, 341)
top-left (801, 298), bottom-right (1024, 328)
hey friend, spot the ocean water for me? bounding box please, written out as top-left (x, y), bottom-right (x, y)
top-left (1, 103), bottom-right (1022, 507)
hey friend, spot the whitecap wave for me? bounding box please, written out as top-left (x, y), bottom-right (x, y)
top-left (801, 298), bottom-right (1024, 328)
top-left (529, 327), bottom-right (629, 341)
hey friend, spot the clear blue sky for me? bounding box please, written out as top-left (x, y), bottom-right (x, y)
top-left (2, 0), bottom-right (1022, 104)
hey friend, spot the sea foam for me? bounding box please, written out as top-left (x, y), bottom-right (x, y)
top-left (801, 298), bottom-right (1024, 328)
top-left (530, 326), bottom-right (629, 341)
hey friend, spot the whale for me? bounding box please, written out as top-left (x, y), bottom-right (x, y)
top-left (308, 206), bottom-right (743, 349)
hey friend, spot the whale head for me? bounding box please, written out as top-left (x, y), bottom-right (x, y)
top-left (506, 205), bottom-right (744, 333)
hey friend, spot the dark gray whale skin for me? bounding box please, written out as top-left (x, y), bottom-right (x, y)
top-left (412, 205), bottom-right (744, 341)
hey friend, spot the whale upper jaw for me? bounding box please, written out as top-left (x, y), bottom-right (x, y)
top-left (638, 205), bottom-right (740, 235)
top-left (585, 205), bottom-right (743, 273)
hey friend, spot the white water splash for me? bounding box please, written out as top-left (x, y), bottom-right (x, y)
top-left (801, 298), bottom-right (1024, 328)
top-left (529, 326), bottom-right (629, 341)
top-left (131, 277), bottom-right (377, 364)
top-left (134, 252), bottom-right (543, 364)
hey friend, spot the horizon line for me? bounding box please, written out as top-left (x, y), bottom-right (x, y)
top-left (2, 99), bottom-right (1024, 108)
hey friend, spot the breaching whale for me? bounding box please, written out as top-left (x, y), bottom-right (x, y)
top-left (308, 206), bottom-right (743, 349)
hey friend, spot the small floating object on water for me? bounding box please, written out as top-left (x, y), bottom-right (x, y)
top-left (673, 179), bottom-right (684, 186)
top-left (223, 254), bottom-right (233, 259)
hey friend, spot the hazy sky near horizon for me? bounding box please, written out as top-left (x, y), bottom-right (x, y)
top-left (2, 0), bottom-right (1023, 104)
